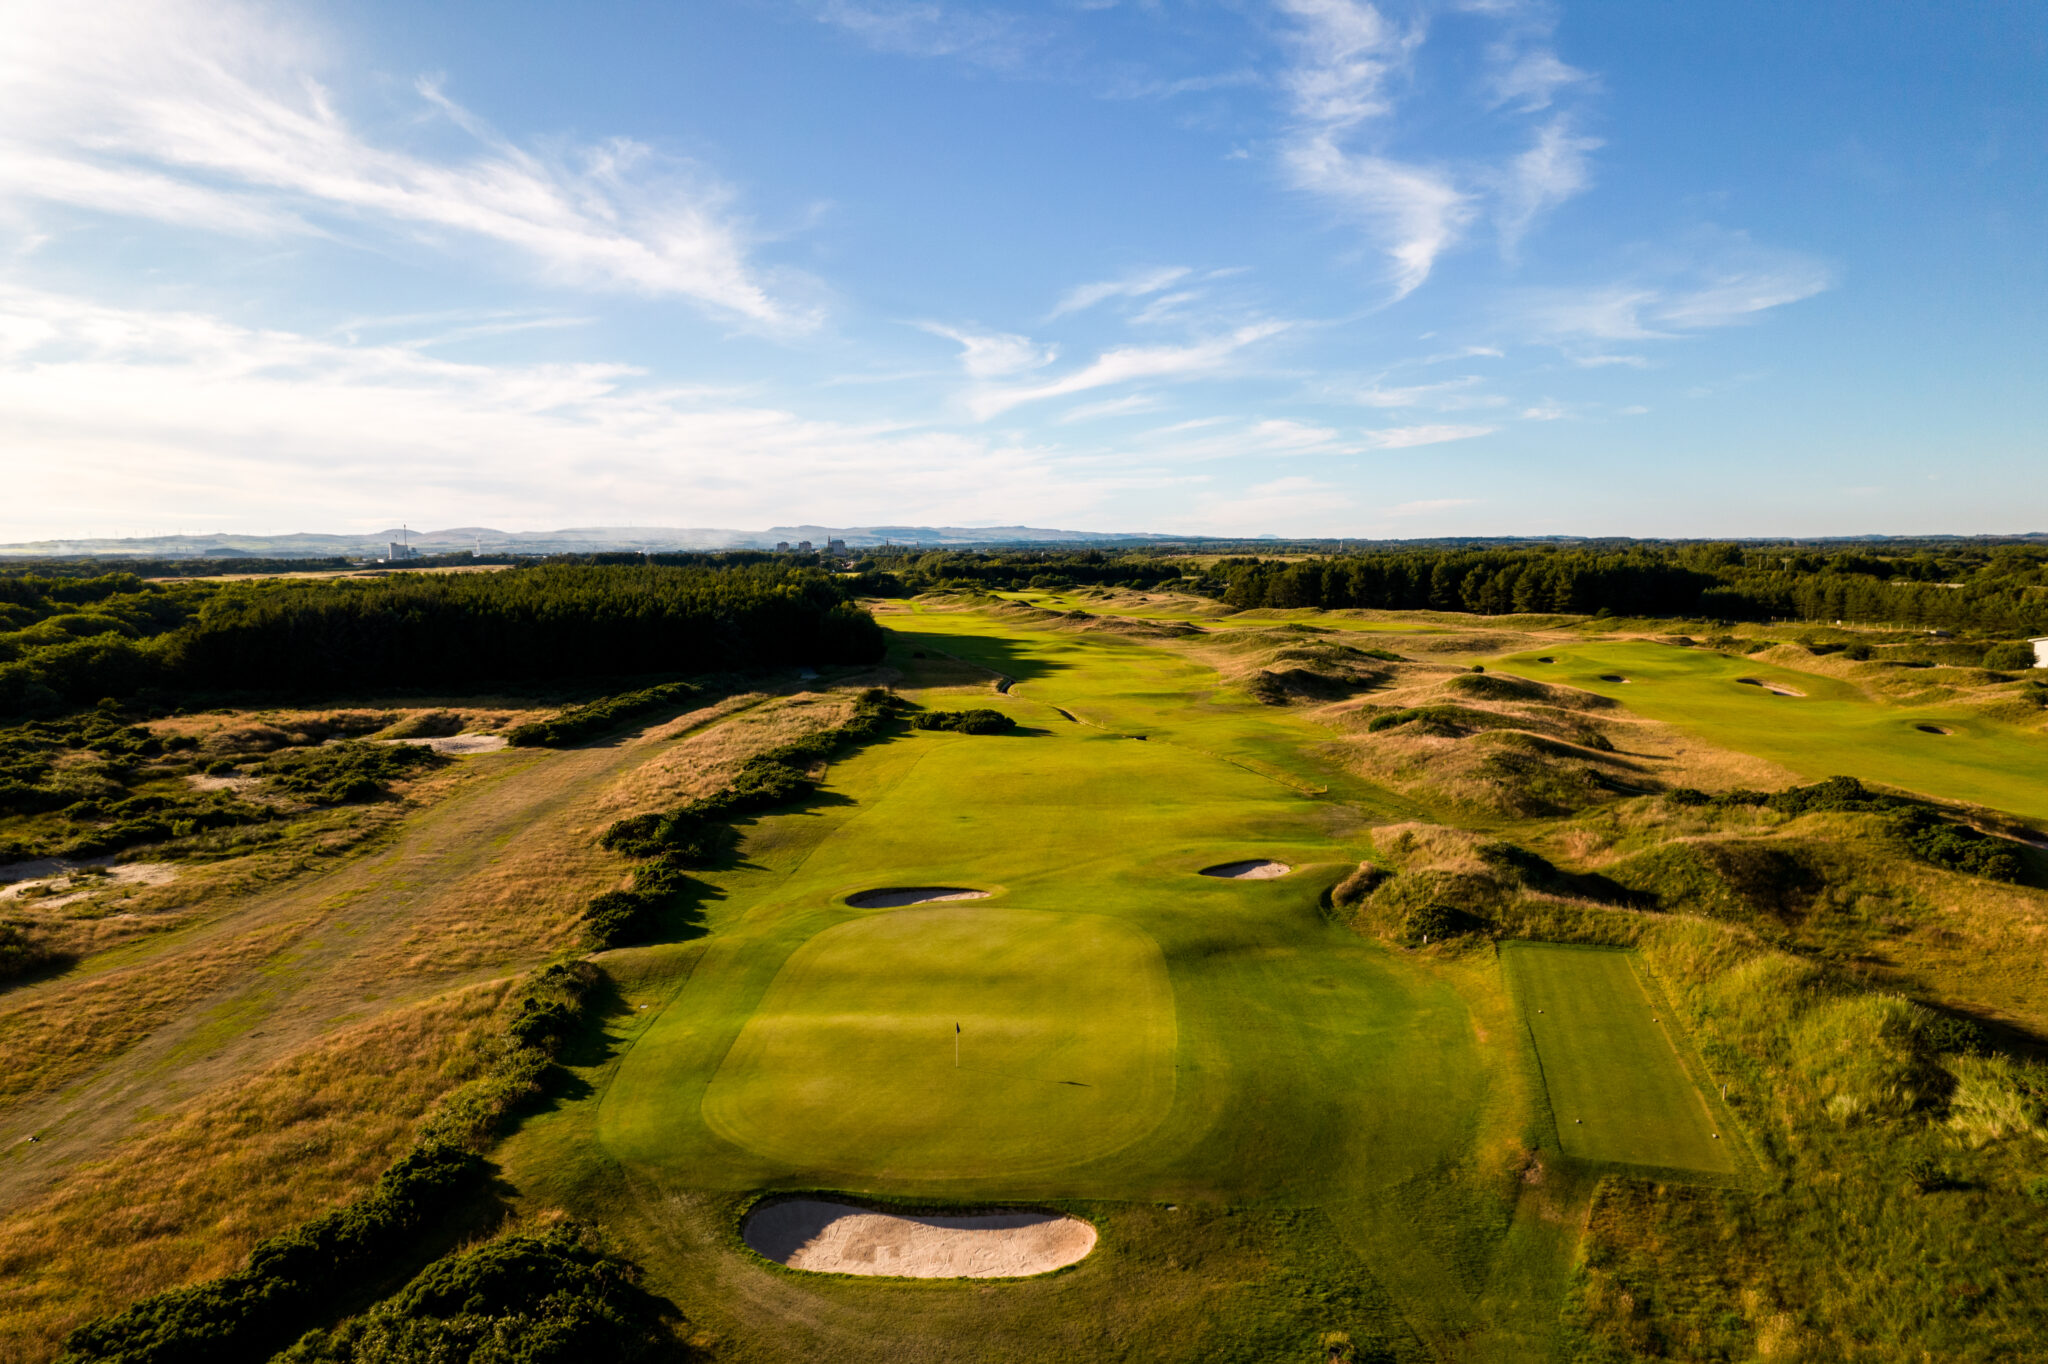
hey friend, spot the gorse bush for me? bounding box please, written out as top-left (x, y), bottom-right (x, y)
top-left (258, 742), bottom-right (448, 806)
top-left (277, 1225), bottom-right (670, 1364)
top-left (506, 682), bottom-right (702, 748)
top-left (910, 708), bottom-right (1016, 734)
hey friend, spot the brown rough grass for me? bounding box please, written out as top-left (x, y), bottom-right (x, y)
top-left (0, 980), bottom-right (513, 1360)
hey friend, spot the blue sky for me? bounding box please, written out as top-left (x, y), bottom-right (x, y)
top-left (2, 0), bottom-right (2042, 540)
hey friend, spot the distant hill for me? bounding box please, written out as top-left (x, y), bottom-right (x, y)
top-left (0, 524), bottom-right (1196, 559)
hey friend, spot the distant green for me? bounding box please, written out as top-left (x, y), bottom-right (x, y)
top-left (1493, 641), bottom-right (2048, 822)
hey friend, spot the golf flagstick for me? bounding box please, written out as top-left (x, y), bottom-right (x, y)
top-left (955, 1022), bottom-right (960, 1068)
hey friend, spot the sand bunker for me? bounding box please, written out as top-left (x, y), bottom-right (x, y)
top-left (846, 887), bottom-right (992, 908)
top-left (1916, 724), bottom-right (1953, 736)
top-left (1737, 677), bottom-right (1805, 697)
top-left (380, 734), bottom-right (509, 754)
top-left (1200, 860), bottom-right (1292, 879)
top-left (1597, 674), bottom-right (1630, 683)
top-left (744, 1200), bottom-right (1096, 1278)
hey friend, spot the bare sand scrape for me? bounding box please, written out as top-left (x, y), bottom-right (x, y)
top-left (1199, 860), bottom-right (1291, 879)
top-left (846, 887), bottom-right (991, 908)
top-left (743, 1199), bottom-right (1096, 1278)
top-left (379, 734), bottom-right (510, 754)
top-left (0, 861), bottom-right (177, 907)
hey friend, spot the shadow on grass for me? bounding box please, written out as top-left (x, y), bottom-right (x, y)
top-left (885, 627), bottom-right (1077, 689)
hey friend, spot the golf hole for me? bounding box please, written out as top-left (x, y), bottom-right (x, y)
top-left (742, 1198), bottom-right (1097, 1278)
top-left (846, 887), bottom-right (992, 908)
top-left (1199, 860), bottom-right (1292, 880)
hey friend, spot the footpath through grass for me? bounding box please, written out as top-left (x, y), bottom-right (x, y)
top-left (1502, 943), bottom-right (1736, 1177)
top-left (1493, 641), bottom-right (2048, 823)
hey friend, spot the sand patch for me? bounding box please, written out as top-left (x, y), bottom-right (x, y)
top-left (185, 773), bottom-right (258, 793)
top-left (1200, 860), bottom-right (1292, 880)
top-left (846, 887), bottom-right (991, 908)
top-left (1736, 677), bottom-right (1805, 698)
top-left (378, 734), bottom-right (509, 755)
top-left (1915, 724), bottom-right (1953, 736)
top-left (1597, 674), bottom-right (1631, 684)
top-left (0, 861), bottom-right (176, 907)
top-left (743, 1199), bottom-right (1096, 1278)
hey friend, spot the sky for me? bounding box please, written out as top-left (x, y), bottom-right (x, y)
top-left (1, 0), bottom-right (2043, 541)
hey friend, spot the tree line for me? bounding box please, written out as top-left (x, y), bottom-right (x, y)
top-left (0, 564), bottom-right (884, 715)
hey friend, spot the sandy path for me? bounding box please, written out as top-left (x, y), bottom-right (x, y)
top-left (744, 1200), bottom-right (1095, 1278)
top-left (846, 888), bottom-right (990, 908)
top-left (1199, 860), bottom-right (1291, 879)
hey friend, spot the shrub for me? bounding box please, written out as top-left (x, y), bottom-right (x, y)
top-left (277, 1225), bottom-right (669, 1364)
top-left (910, 708), bottom-right (1016, 734)
top-left (1983, 642), bottom-right (2038, 671)
top-left (507, 682), bottom-right (700, 748)
top-left (258, 741), bottom-right (447, 806)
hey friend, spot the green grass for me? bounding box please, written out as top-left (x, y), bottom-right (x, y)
top-left (991, 589), bottom-right (1446, 633)
top-left (497, 611), bottom-right (1700, 1361)
top-left (1502, 942), bottom-right (1735, 1176)
top-left (701, 907), bottom-right (1177, 1180)
top-left (1492, 641), bottom-right (2048, 823)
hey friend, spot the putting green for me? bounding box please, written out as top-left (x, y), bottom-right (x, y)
top-left (1504, 943), bottom-right (1734, 1175)
top-left (703, 907), bottom-right (1176, 1179)
top-left (1494, 641), bottom-right (2048, 822)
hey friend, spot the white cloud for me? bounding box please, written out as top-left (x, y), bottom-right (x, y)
top-left (1284, 137), bottom-right (1472, 300)
top-left (1048, 266), bottom-right (1193, 318)
top-left (0, 0), bottom-right (801, 324)
top-left (971, 322), bottom-right (1289, 418)
top-left (1360, 423), bottom-right (1495, 448)
top-left (1276, 0), bottom-right (1419, 129)
top-left (1487, 48), bottom-right (1591, 111)
top-left (1520, 401), bottom-right (1568, 420)
top-left (812, 1), bottom-right (1038, 67)
top-left (1345, 375), bottom-right (1499, 409)
top-left (1525, 245), bottom-right (1834, 343)
top-left (918, 323), bottom-right (1056, 378)
top-left (1495, 118), bottom-right (1601, 257)
top-left (1055, 393), bottom-right (1167, 423)
top-left (0, 284), bottom-right (1100, 538)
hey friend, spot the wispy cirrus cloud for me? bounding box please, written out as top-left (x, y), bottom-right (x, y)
top-left (1273, 0), bottom-right (1601, 296)
top-left (917, 322), bottom-right (1056, 377)
top-left (0, 0), bottom-right (806, 325)
top-left (1523, 232), bottom-right (1835, 342)
top-left (1494, 118), bottom-right (1601, 257)
top-left (1048, 266), bottom-right (1194, 318)
top-left (810, 1), bottom-right (1043, 68)
top-left (970, 321), bottom-right (1289, 418)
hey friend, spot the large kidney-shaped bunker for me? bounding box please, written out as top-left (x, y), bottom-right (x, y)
top-left (702, 907), bottom-right (1176, 1179)
top-left (744, 1198), bottom-right (1097, 1278)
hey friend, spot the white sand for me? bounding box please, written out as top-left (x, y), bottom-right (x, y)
top-left (379, 734), bottom-right (509, 754)
top-left (1199, 860), bottom-right (1292, 879)
top-left (1736, 677), bottom-right (1805, 697)
top-left (744, 1200), bottom-right (1096, 1278)
top-left (0, 861), bottom-right (175, 907)
top-left (846, 887), bottom-right (991, 908)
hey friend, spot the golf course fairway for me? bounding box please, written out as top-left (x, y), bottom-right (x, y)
top-left (1494, 641), bottom-right (2048, 822)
